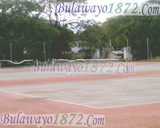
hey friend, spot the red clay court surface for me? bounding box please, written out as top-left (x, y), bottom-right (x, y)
top-left (0, 62), bottom-right (160, 128)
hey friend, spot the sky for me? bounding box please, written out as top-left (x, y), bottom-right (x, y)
top-left (85, 0), bottom-right (147, 22)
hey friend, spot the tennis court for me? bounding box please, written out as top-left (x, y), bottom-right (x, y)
top-left (0, 61), bottom-right (160, 128)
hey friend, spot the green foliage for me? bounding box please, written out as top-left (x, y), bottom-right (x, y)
top-left (0, 14), bottom-right (61, 60)
top-left (102, 15), bottom-right (160, 59)
top-left (79, 15), bottom-right (160, 60)
top-left (0, 0), bottom-right (76, 61)
top-left (0, 0), bottom-right (159, 61)
top-left (79, 21), bottom-right (105, 50)
top-left (0, 0), bottom-right (41, 16)
top-left (147, 0), bottom-right (160, 5)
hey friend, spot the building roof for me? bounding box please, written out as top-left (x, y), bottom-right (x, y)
top-left (112, 51), bottom-right (124, 55)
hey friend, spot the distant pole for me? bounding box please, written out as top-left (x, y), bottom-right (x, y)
top-left (10, 43), bottom-right (13, 61)
top-left (52, 59), bottom-right (55, 67)
top-left (77, 29), bottom-right (81, 59)
top-left (77, 42), bottom-right (79, 59)
top-left (109, 40), bottom-right (111, 59)
top-left (126, 39), bottom-right (129, 72)
top-left (147, 38), bottom-right (149, 61)
top-left (43, 42), bottom-right (46, 62)
top-left (0, 60), bottom-right (1, 68)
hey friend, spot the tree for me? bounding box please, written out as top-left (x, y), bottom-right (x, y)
top-left (0, 0), bottom-right (41, 16)
top-left (0, 13), bottom-right (60, 61)
top-left (38, 0), bottom-right (87, 58)
top-left (77, 20), bottom-right (106, 58)
top-left (147, 0), bottom-right (160, 5)
top-left (102, 15), bottom-right (160, 60)
top-left (0, 0), bottom-right (77, 61)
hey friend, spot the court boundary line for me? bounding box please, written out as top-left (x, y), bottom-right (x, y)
top-left (0, 89), bottom-right (160, 110)
top-left (81, 96), bottom-right (160, 105)
top-left (0, 89), bottom-right (100, 109)
top-left (100, 101), bottom-right (160, 109)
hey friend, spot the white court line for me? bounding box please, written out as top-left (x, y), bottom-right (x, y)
top-left (100, 101), bottom-right (160, 109)
top-left (81, 96), bottom-right (160, 105)
top-left (0, 89), bottom-right (100, 109)
top-left (0, 89), bottom-right (160, 109)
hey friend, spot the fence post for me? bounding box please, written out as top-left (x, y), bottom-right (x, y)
top-left (52, 59), bottom-right (55, 67)
top-left (0, 60), bottom-right (1, 68)
top-left (126, 39), bottom-right (129, 73)
top-left (147, 38), bottom-right (149, 61)
top-left (36, 59), bottom-right (39, 67)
